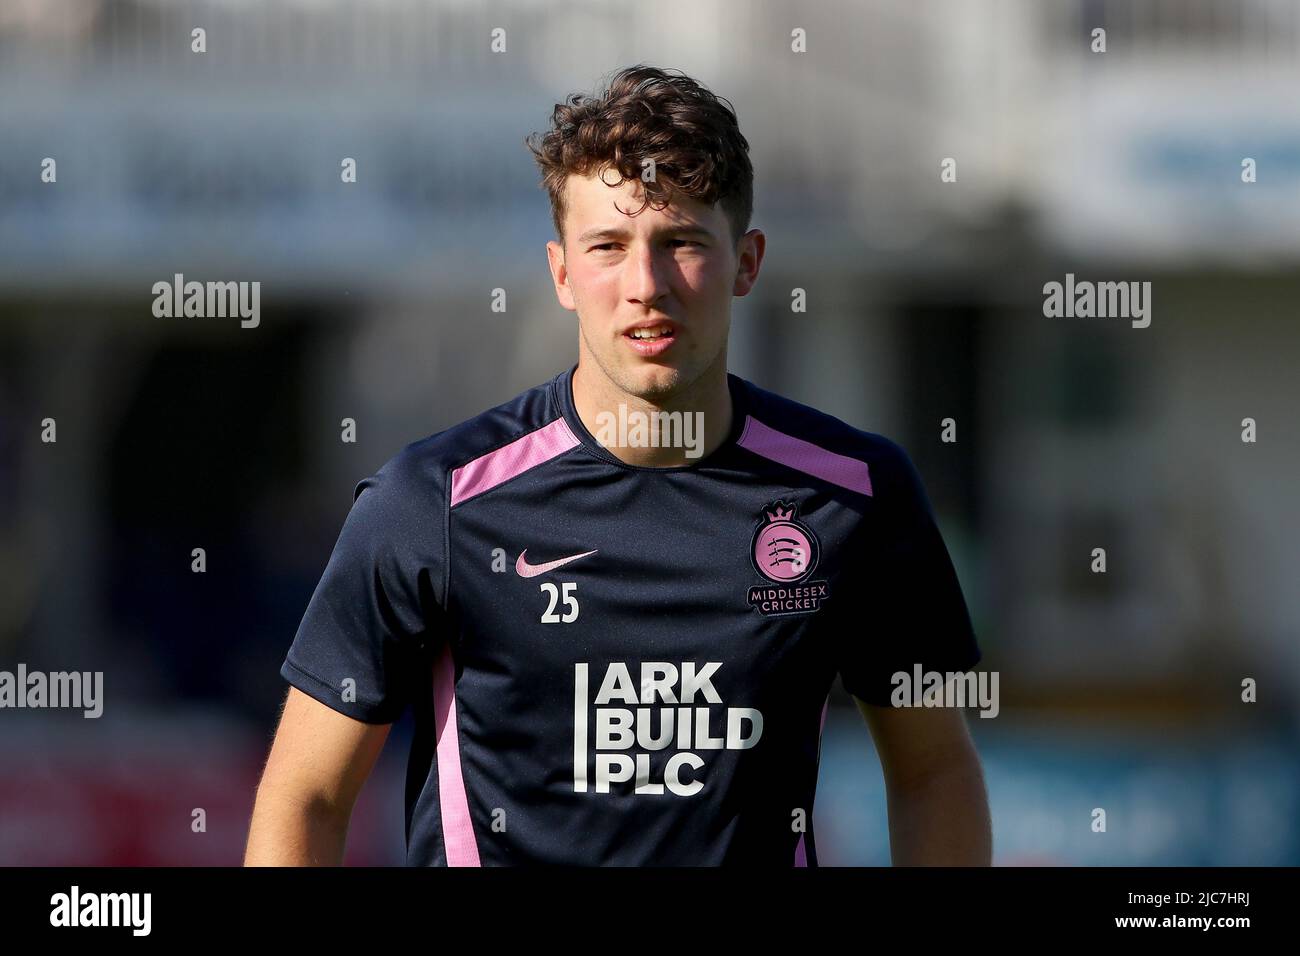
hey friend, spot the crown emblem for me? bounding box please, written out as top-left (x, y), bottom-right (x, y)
top-left (765, 503), bottom-right (794, 523)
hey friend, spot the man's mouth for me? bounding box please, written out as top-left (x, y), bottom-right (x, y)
top-left (625, 325), bottom-right (675, 341)
top-left (622, 322), bottom-right (678, 356)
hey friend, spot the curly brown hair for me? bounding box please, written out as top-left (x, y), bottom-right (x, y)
top-left (525, 64), bottom-right (753, 249)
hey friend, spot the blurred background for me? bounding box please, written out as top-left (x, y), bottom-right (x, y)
top-left (1, 0), bottom-right (1298, 865)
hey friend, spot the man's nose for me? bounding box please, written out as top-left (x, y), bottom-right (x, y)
top-left (625, 243), bottom-right (670, 305)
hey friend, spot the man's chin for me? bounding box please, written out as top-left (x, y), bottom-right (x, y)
top-left (621, 364), bottom-right (684, 400)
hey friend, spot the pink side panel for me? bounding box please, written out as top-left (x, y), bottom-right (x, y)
top-left (795, 694), bottom-right (832, 866)
top-left (433, 642), bottom-right (481, 866)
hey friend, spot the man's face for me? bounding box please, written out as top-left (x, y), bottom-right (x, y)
top-left (546, 168), bottom-right (762, 402)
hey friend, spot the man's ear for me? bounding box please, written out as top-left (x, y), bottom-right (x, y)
top-left (547, 238), bottom-right (577, 312)
top-left (732, 228), bottom-right (765, 297)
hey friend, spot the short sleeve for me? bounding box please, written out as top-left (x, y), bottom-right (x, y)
top-left (836, 440), bottom-right (981, 706)
top-left (280, 448), bottom-right (446, 724)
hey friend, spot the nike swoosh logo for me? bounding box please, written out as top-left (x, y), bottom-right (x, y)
top-left (515, 548), bottom-right (599, 578)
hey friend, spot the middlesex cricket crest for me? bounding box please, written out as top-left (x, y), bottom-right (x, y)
top-left (746, 500), bottom-right (830, 616)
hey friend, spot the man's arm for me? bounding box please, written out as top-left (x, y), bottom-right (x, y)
top-left (244, 686), bottom-right (391, 866)
top-left (855, 695), bottom-right (992, 865)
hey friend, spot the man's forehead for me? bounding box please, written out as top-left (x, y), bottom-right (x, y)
top-left (563, 170), bottom-right (718, 235)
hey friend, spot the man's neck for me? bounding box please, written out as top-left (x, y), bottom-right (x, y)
top-left (572, 359), bottom-right (733, 468)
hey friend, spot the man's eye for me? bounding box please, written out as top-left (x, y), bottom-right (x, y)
top-left (591, 240), bottom-right (698, 251)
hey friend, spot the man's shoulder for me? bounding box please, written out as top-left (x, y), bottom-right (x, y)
top-left (363, 371), bottom-right (566, 499)
top-left (737, 375), bottom-right (913, 477)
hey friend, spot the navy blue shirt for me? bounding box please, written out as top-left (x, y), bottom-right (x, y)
top-left (281, 364), bottom-right (980, 865)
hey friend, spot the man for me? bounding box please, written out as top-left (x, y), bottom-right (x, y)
top-left (245, 64), bottom-right (991, 866)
